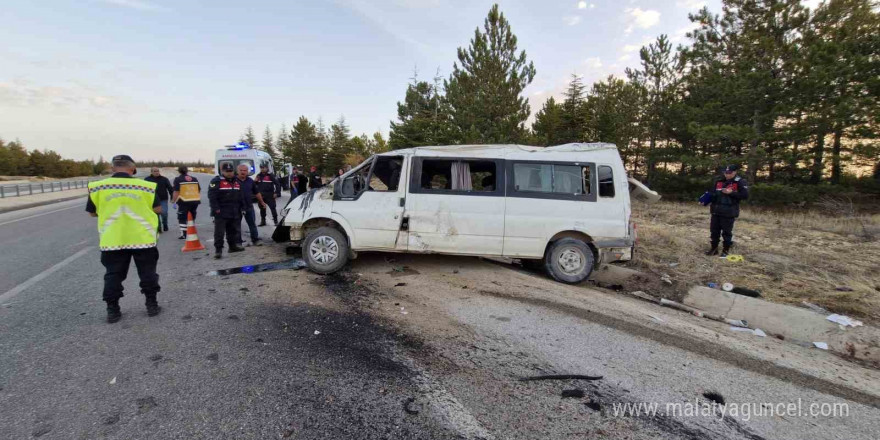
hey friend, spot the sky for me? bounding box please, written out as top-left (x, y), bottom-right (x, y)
top-left (1, 0), bottom-right (818, 162)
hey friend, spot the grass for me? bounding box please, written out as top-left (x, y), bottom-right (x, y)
top-left (628, 199), bottom-right (880, 324)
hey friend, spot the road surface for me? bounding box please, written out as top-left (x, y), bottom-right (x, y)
top-left (1, 174), bottom-right (878, 439)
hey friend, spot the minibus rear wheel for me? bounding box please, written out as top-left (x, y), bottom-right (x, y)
top-left (545, 238), bottom-right (594, 284)
top-left (303, 227), bottom-right (349, 274)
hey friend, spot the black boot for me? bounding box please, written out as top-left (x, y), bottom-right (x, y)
top-left (214, 249), bottom-right (222, 259)
top-left (273, 218), bottom-right (278, 226)
top-left (229, 245), bottom-right (245, 253)
top-left (258, 218), bottom-right (267, 227)
top-left (705, 244), bottom-right (719, 256)
top-left (163, 224), bottom-right (169, 232)
top-left (107, 300), bottom-right (121, 323)
top-left (720, 244), bottom-right (731, 258)
top-left (145, 293), bottom-right (161, 317)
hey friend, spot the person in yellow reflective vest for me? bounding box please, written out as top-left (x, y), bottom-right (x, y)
top-left (86, 155), bottom-right (163, 323)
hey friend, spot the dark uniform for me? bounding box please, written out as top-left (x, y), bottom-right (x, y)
top-left (707, 165), bottom-right (749, 257)
top-left (172, 173), bottom-right (201, 239)
top-left (293, 170), bottom-right (308, 195)
top-left (236, 174), bottom-right (261, 244)
top-left (308, 169), bottom-right (323, 190)
top-left (144, 173), bottom-right (173, 232)
top-left (255, 169), bottom-right (282, 225)
top-left (208, 164), bottom-right (246, 258)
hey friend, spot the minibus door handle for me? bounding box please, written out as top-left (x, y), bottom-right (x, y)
top-left (399, 197), bottom-right (405, 207)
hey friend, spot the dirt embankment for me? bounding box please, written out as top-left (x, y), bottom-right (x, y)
top-left (627, 199), bottom-right (880, 324)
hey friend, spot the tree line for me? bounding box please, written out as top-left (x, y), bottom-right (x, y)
top-left (238, 117), bottom-right (389, 176)
top-left (387, 0), bottom-right (879, 193)
top-left (0, 138), bottom-right (108, 178)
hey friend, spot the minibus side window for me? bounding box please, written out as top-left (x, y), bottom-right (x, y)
top-left (598, 165), bottom-right (615, 198)
top-left (369, 156), bottom-right (404, 191)
top-left (513, 163), bottom-right (592, 196)
top-left (419, 159), bottom-right (497, 192)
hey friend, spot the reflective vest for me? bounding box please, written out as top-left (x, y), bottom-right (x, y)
top-left (88, 177), bottom-right (159, 251)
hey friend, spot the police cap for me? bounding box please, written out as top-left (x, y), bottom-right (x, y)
top-left (112, 154), bottom-right (134, 163)
top-left (723, 164), bottom-right (739, 173)
top-left (221, 163), bottom-right (235, 172)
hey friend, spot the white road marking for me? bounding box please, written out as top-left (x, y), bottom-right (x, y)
top-left (0, 247), bottom-right (93, 303)
top-left (0, 204), bottom-right (83, 227)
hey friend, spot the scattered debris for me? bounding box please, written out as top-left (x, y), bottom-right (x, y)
top-left (239, 288), bottom-right (249, 292)
top-left (725, 254), bottom-right (745, 263)
top-left (659, 298), bottom-right (703, 317)
top-left (585, 399), bottom-right (602, 411)
top-left (660, 273), bottom-right (673, 285)
top-left (313, 330), bottom-right (321, 335)
top-left (647, 314), bottom-right (665, 323)
top-left (668, 263), bottom-right (679, 268)
top-left (801, 302), bottom-right (829, 314)
top-left (403, 397), bottom-right (421, 415)
top-left (628, 291), bottom-right (659, 303)
top-left (394, 282), bottom-right (407, 287)
top-left (702, 391), bottom-right (726, 405)
top-left (826, 314), bottom-right (863, 328)
top-left (813, 342), bottom-right (829, 350)
top-left (109, 376), bottom-right (116, 385)
top-left (729, 327), bottom-right (765, 337)
top-left (707, 283), bottom-right (718, 289)
top-left (753, 328), bottom-right (767, 337)
top-left (561, 389), bottom-right (586, 398)
top-left (835, 286), bottom-right (854, 292)
top-left (519, 374), bottom-right (603, 382)
top-left (207, 259), bottom-right (307, 276)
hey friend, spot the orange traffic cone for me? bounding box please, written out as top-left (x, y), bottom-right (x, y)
top-left (181, 212), bottom-right (206, 252)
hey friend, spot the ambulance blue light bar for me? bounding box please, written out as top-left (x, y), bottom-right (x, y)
top-left (225, 142), bottom-right (251, 150)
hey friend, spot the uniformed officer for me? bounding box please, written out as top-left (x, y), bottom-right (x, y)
top-left (171, 166), bottom-right (201, 239)
top-left (208, 163), bottom-right (246, 259)
top-left (705, 164), bottom-right (749, 257)
top-left (308, 165), bottom-right (323, 190)
top-left (86, 155), bottom-right (162, 323)
top-left (254, 164), bottom-right (282, 226)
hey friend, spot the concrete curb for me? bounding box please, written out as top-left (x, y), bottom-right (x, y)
top-left (683, 286), bottom-right (880, 365)
top-left (0, 194), bottom-right (87, 215)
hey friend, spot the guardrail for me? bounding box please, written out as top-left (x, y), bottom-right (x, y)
top-left (0, 178), bottom-right (102, 198)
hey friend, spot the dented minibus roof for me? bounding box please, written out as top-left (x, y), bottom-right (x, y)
top-left (380, 143), bottom-right (622, 162)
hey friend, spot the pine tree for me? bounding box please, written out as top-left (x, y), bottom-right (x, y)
top-left (291, 116), bottom-right (318, 170)
top-left (261, 125), bottom-right (280, 163)
top-left (277, 123), bottom-right (291, 164)
top-left (532, 97), bottom-right (563, 146)
top-left (240, 126), bottom-right (258, 148)
top-left (326, 116), bottom-right (352, 174)
top-left (626, 34), bottom-right (680, 184)
top-left (559, 75), bottom-right (589, 143)
top-left (389, 80), bottom-right (453, 149)
top-left (444, 4), bottom-right (536, 143)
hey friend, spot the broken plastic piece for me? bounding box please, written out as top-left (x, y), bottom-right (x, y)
top-left (813, 342), bottom-right (829, 350)
top-left (826, 314), bottom-right (863, 328)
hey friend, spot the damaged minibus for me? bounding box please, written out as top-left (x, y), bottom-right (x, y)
top-left (277, 143), bottom-right (638, 284)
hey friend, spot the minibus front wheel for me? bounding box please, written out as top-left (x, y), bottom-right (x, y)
top-left (303, 227), bottom-right (350, 274)
top-left (545, 238), bottom-right (594, 284)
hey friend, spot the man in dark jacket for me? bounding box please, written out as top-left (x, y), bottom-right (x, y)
top-left (254, 164), bottom-right (282, 226)
top-left (292, 167), bottom-right (308, 195)
top-left (236, 163), bottom-right (266, 246)
top-left (208, 163), bottom-right (246, 259)
top-left (706, 164), bottom-right (749, 257)
top-left (308, 165), bottom-right (323, 190)
top-left (144, 167), bottom-right (173, 233)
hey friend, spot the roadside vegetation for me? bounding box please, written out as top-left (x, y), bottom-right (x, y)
top-left (630, 199), bottom-right (880, 324)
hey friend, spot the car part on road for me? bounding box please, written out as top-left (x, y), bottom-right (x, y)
top-left (545, 238), bottom-right (595, 284)
top-left (403, 397), bottom-right (421, 415)
top-left (560, 389), bottom-right (586, 398)
top-left (206, 258), bottom-right (307, 276)
top-left (303, 226), bottom-right (349, 274)
top-left (518, 374), bottom-right (603, 381)
top-left (702, 391), bottom-right (726, 405)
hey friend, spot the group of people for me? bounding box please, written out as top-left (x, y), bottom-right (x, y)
top-left (287, 165), bottom-right (325, 197)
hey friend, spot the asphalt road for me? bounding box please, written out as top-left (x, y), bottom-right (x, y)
top-left (1, 173), bottom-right (878, 439)
top-left (0, 174), bottom-right (456, 439)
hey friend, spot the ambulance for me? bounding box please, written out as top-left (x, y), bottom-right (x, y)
top-left (214, 142), bottom-right (276, 176)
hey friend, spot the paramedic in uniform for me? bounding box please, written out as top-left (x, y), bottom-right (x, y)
top-left (254, 163), bottom-right (282, 225)
top-left (86, 155), bottom-right (162, 323)
top-left (705, 164), bottom-right (749, 257)
top-left (171, 166), bottom-right (201, 239)
top-left (208, 163), bottom-right (246, 259)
